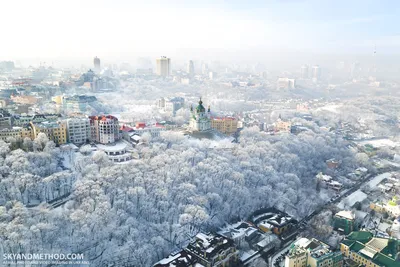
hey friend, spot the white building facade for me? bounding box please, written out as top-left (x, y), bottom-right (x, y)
top-left (66, 117), bottom-right (91, 145)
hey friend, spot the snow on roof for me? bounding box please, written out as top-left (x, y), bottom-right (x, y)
top-left (295, 238), bottom-right (312, 248)
top-left (356, 138), bottom-right (399, 149)
top-left (195, 233), bottom-right (211, 248)
top-left (337, 190), bottom-right (367, 209)
top-left (329, 181), bottom-right (342, 186)
top-left (356, 167), bottom-right (368, 172)
top-left (96, 141), bottom-right (127, 152)
top-left (368, 172), bottom-right (392, 188)
top-left (335, 210), bottom-right (355, 220)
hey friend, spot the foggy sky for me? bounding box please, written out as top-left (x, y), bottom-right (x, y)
top-left (1, 0), bottom-right (399, 65)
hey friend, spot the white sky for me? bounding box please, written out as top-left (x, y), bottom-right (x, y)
top-left (1, 0), bottom-right (398, 65)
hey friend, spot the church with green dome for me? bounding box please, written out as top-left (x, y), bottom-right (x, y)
top-left (189, 98), bottom-right (211, 132)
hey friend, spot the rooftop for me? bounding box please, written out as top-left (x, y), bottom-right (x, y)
top-left (185, 233), bottom-right (235, 261)
top-left (335, 210), bottom-right (355, 221)
top-left (342, 232), bottom-right (400, 267)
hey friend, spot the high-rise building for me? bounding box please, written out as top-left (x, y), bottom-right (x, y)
top-left (201, 62), bottom-right (208, 74)
top-left (156, 56), bottom-right (171, 77)
top-left (89, 115), bottom-right (120, 144)
top-left (94, 57), bottom-right (101, 73)
top-left (300, 65), bottom-right (309, 79)
top-left (187, 60), bottom-right (194, 76)
top-left (312, 65), bottom-right (321, 80)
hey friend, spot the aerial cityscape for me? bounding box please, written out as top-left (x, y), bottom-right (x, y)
top-left (1, 1), bottom-right (400, 267)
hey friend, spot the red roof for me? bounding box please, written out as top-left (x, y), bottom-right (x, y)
top-left (211, 116), bottom-right (236, 121)
top-left (135, 122), bottom-right (146, 128)
top-left (120, 125), bottom-right (134, 132)
top-left (89, 115), bottom-right (117, 121)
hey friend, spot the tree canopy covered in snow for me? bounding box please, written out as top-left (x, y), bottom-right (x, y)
top-left (0, 127), bottom-right (355, 266)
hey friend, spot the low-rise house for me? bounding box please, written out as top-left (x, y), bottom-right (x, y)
top-left (185, 233), bottom-right (238, 267)
top-left (132, 122), bottom-right (166, 138)
top-left (274, 118), bottom-right (291, 133)
top-left (333, 211), bottom-right (356, 235)
top-left (253, 209), bottom-right (298, 237)
top-left (370, 196), bottom-right (400, 217)
top-left (326, 158), bottom-right (340, 169)
top-left (218, 221), bottom-right (280, 264)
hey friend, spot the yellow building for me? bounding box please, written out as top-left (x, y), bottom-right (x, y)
top-left (51, 95), bottom-right (64, 105)
top-left (340, 231), bottom-right (399, 267)
top-left (0, 126), bottom-right (34, 141)
top-left (275, 118), bottom-right (292, 133)
top-left (211, 117), bottom-right (238, 135)
top-left (31, 121), bottom-right (67, 145)
top-left (285, 238), bottom-right (343, 267)
top-left (370, 196), bottom-right (400, 217)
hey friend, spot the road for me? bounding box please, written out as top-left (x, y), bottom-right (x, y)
top-left (268, 166), bottom-right (398, 267)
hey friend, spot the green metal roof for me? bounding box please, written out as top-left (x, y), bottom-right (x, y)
top-left (347, 231), bottom-right (373, 244)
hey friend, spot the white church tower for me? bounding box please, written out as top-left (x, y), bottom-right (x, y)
top-left (189, 98), bottom-right (211, 132)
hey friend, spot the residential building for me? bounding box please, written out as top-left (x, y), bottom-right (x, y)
top-left (312, 65), bottom-right (321, 81)
top-left (185, 233), bottom-right (238, 267)
top-left (63, 95), bottom-right (98, 113)
top-left (326, 158), bottom-right (340, 169)
top-left (211, 117), bottom-right (238, 135)
top-left (158, 97), bottom-right (185, 115)
top-left (254, 209), bottom-right (298, 237)
top-left (187, 60), bottom-right (194, 76)
top-left (156, 56), bottom-right (171, 77)
top-left (11, 95), bottom-right (39, 105)
top-left (370, 196), bottom-right (400, 217)
top-left (218, 221), bottom-right (280, 264)
top-left (333, 211), bottom-right (356, 235)
top-left (0, 109), bottom-right (12, 129)
top-left (94, 56), bottom-right (101, 73)
top-left (31, 121), bottom-right (67, 145)
top-left (0, 126), bottom-right (33, 141)
top-left (13, 114), bottom-right (61, 127)
top-left (132, 122), bottom-right (165, 138)
top-left (277, 78), bottom-right (296, 90)
top-left (300, 65), bottom-right (309, 79)
top-left (189, 98), bottom-right (211, 132)
top-left (89, 115), bottom-right (120, 144)
top-left (285, 238), bottom-right (343, 267)
top-left (340, 231), bottom-right (400, 267)
top-left (274, 118), bottom-right (292, 133)
top-left (66, 117), bottom-right (91, 145)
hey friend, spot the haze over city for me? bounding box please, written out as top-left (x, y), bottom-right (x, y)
top-left (2, 0), bottom-right (400, 66)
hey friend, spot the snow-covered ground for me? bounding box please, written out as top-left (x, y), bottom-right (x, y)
top-left (315, 104), bottom-right (343, 114)
top-left (355, 138), bottom-right (400, 148)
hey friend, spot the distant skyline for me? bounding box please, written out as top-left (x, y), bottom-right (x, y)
top-left (1, 0), bottom-right (399, 65)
